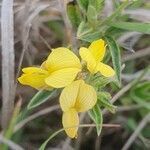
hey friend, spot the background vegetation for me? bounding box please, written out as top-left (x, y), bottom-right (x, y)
top-left (0, 0), bottom-right (150, 149)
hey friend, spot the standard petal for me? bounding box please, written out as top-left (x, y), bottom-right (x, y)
top-left (75, 80), bottom-right (97, 112)
top-left (45, 68), bottom-right (81, 88)
top-left (96, 62), bottom-right (115, 77)
top-left (79, 47), bottom-right (97, 74)
top-left (60, 80), bottom-right (81, 112)
top-left (88, 39), bottom-right (106, 62)
top-left (45, 47), bottom-right (81, 72)
top-left (18, 71), bottom-right (49, 89)
top-left (62, 109), bottom-right (79, 138)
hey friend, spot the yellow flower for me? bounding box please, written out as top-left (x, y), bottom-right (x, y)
top-left (79, 39), bottom-right (115, 77)
top-left (18, 48), bottom-right (81, 89)
top-left (60, 80), bottom-right (97, 138)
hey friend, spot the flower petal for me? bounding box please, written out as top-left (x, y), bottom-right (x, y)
top-left (45, 68), bottom-right (81, 88)
top-left (79, 47), bottom-right (97, 74)
top-left (18, 68), bottom-right (49, 89)
top-left (88, 39), bottom-right (106, 62)
top-left (22, 67), bottom-right (48, 74)
top-left (75, 80), bottom-right (97, 112)
top-left (62, 108), bottom-right (79, 138)
top-left (96, 62), bottom-right (115, 77)
top-left (45, 47), bottom-right (81, 72)
top-left (60, 80), bottom-right (81, 112)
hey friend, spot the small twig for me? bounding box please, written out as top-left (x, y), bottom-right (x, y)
top-left (122, 113), bottom-right (150, 150)
top-left (14, 105), bottom-right (60, 132)
top-left (95, 135), bottom-right (102, 150)
top-left (0, 134), bottom-right (24, 150)
top-left (79, 124), bottom-right (121, 128)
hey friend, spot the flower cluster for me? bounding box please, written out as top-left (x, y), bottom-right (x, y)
top-left (18, 39), bottom-right (115, 138)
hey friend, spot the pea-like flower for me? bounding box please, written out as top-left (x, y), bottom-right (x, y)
top-left (79, 39), bottom-right (115, 77)
top-left (18, 48), bottom-right (81, 89)
top-left (60, 80), bottom-right (97, 138)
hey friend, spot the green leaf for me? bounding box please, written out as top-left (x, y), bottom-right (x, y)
top-left (89, 0), bottom-right (104, 12)
top-left (77, 21), bottom-right (92, 38)
top-left (109, 22), bottom-right (150, 34)
top-left (77, 0), bottom-right (89, 11)
top-left (88, 104), bottom-right (103, 135)
top-left (27, 89), bottom-right (57, 110)
top-left (79, 31), bottom-right (101, 42)
top-left (67, 2), bottom-right (81, 28)
top-left (77, 26), bottom-right (102, 42)
top-left (98, 93), bottom-right (117, 113)
top-left (105, 36), bottom-right (121, 87)
top-left (130, 81), bottom-right (150, 110)
top-left (99, 1), bottom-right (130, 26)
top-left (87, 5), bottom-right (98, 26)
top-left (110, 22), bottom-right (150, 34)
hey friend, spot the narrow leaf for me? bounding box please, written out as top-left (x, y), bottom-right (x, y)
top-left (87, 5), bottom-right (97, 26)
top-left (110, 22), bottom-right (150, 34)
top-left (130, 82), bottom-right (150, 110)
top-left (89, 104), bottom-right (103, 135)
top-left (77, 0), bottom-right (89, 11)
top-left (27, 89), bottom-right (57, 110)
top-left (77, 21), bottom-right (92, 39)
top-left (67, 2), bottom-right (81, 28)
top-left (78, 29), bottom-right (102, 42)
top-left (89, 0), bottom-right (104, 12)
top-left (99, 1), bottom-right (130, 26)
top-left (105, 36), bottom-right (121, 86)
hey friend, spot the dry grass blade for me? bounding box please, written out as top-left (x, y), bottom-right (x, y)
top-left (122, 47), bottom-right (150, 62)
top-left (1, 0), bottom-right (15, 129)
top-left (16, 1), bottom-right (56, 82)
top-left (16, 1), bottom-right (52, 81)
top-left (14, 105), bottom-right (60, 133)
top-left (124, 9), bottom-right (150, 22)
